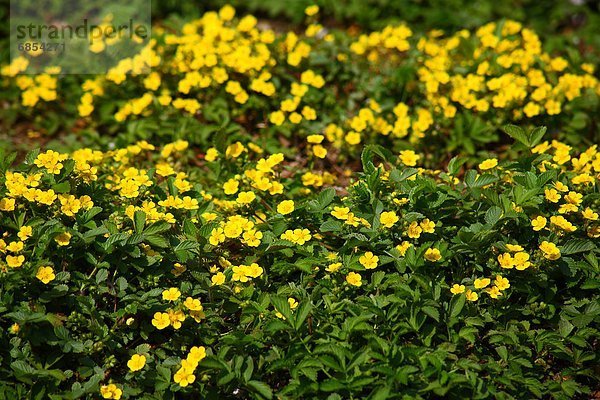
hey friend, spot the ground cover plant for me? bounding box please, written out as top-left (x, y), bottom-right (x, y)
top-left (0, 3), bottom-right (599, 400)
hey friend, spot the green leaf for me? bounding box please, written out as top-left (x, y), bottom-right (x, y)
top-left (133, 211), bottom-right (146, 234)
top-left (247, 380), bottom-right (273, 399)
top-left (528, 126), bottom-right (547, 147)
top-left (502, 124), bottom-right (529, 146)
top-left (317, 188), bottom-right (336, 209)
top-left (470, 174), bottom-right (498, 188)
top-left (559, 317), bottom-right (574, 337)
top-left (271, 295), bottom-right (293, 322)
top-left (25, 149), bottom-right (40, 165)
top-left (496, 346), bottom-right (508, 361)
top-left (143, 221), bottom-right (172, 235)
top-left (320, 219), bottom-right (343, 232)
top-left (52, 182), bottom-right (71, 194)
top-left (293, 301), bottom-right (312, 330)
top-left (449, 294), bottom-right (466, 319)
top-left (560, 240), bottom-right (596, 255)
top-left (484, 206), bottom-right (503, 225)
top-left (95, 269), bottom-right (109, 284)
top-left (421, 306), bottom-right (440, 322)
top-left (447, 156), bottom-right (466, 176)
top-left (144, 234), bottom-right (169, 248)
top-left (369, 386), bottom-right (391, 400)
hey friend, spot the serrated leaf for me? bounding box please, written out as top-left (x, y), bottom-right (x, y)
top-left (485, 206), bottom-right (503, 225)
top-left (293, 301), bottom-right (312, 330)
top-left (247, 380), bottom-right (273, 399)
top-left (133, 211), bottom-right (146, 234)
top-left (320, 219), bottom-right (343, 232)
top-left (503, 124), bottom-right (529, 146)
top-left (560, 240), bottom-right (595, 255)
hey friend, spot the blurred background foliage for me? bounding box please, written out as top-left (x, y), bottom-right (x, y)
top-left (2, 0), bottom-right (599, 62)
top-left (152, 0), bottom-right (600, 48)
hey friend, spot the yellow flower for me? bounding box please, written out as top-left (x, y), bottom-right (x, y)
top-left (242, 230), bottom-right (263, 247)
top-left (331, 206), bottom-right (350, 220)
top-left (549, 215), bottom-right (577, 232)
top-left (9, 323), bottom-right (20, 334)
top-left (564, 191), bottom-right (583, 205)
top-left (399, 150), bottom-right (420, 166)
top-left (478, 158), bottom-right (498, 170)
top-left (223, 179), bottom-right (239, 195)
top-left (168, 309), bottom-right (186, 329)
top-left (474, 278), bottom-right (491, 289)
top-left (172, 263), bottom-right (187, 276)
top-left (305, 5), bottom-right (319, 16)
top-left (205, 148), bottom-right (219, 162)
top-left (544, 188), bottom-right (561, 203)
top-left (219, 4), bottom-right (235, 20)
top-left (307, 134), bottom-right (324, 144)
top-left (407, 221), bottom-right (422, 238)
top-left (554, 181), bottom-right (569, 192)
top-left (494, 275), bottom-right (510, 291)
top-left (0, 197), bottom-right (15, 211)
top-left (465, 290), bottom-right (479, 301)
top-left (497, 253), bottom-right (514, 269)
top-left (539, 241), bottom-right (561, 260)
top-left (345, 132), bottom-right (361, 145)
top-left (313, 145), bottom-right (327, 158)
top-left (162, 287), bottom-right (181, 301)
top-left (359, 252), bottom-right (379, 269)
top-left (127, 354), bottom-right (146, 372)
top-left (184, 297), bottom-right (203, 311)
top-left (236, 191), bottom-right (256, 204)
top-left (424, 248), bottom-right (441, 262)
top-left (18, 226), bottom-right (32, 241)
top-left (6, 255), bottom-right (25, 268)
top-left (486, 286), bottom-right (502, 299)
top-left (513, 252), bottom-right (531, 270)
top-left (100, 384), bottom-right (122, 399)
top-left (188, 346), bottom-right (207, 363)
top-left (420, 219), bottom-right (436, 233)
top-left (7, 241), bottom-right (24, 253)
top-left (151, 312), bottom-right (170, 330)
top-left (346, 272), bottom-right (362, 287)
top-left (209, 228), bottom-right (226, 246)
top-left (380, 211), bottom-right (399, 228)
top-left (55, 232), bottom-right (72, 246)
top-left (211, 272), bottom-right (226, 285)
top-left (288, 297), bottom-right (299, 310)
top-left (582, 208), bottom-right (598, 221)
top-left (326, 262), bottom-right (342, 273)
top-left (36, 266), bottom-right (55, 284)
top-left (531, 216), bottom-right (547, 231)
top-left (277, 200), bottom-right (295, 215)
top-left (505, 244), bottom-right (523, 252)
top-left (174, 367), bottom-right (196, 387)
top-left (450, 284), bottom-right (465, 294)
top-left (269, 111), bottom-right (285, 126)
top-left (395, 241), bottom-right (412, 256)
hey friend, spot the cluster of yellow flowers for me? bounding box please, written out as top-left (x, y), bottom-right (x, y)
top-left (533, 142), bottom-right (600, 239)
top-left (174, 346), bottom-right (207, 387)
top-left (446, 142), bottom-right (598, 301)
top-left (328, 199), bottom-right (443, 285)
top-left (416, 22), bottom-right (598, 119)
top-left (319, 22), bottom-right (596, 150)
top-left (151, 288), bottom-right (205, 330)
top-left (451, 275), bottom-right (511, 301)
top-left (269, 71), bottom-right (323, 126)
top-left (100, 383), bottom-right (123, 399)
top-left (280, 228), bottom-right (312, 245)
